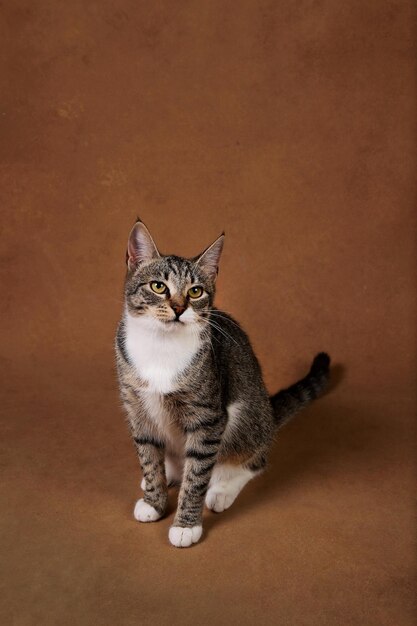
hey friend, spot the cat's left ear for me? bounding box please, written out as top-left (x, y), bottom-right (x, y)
top-left (195, 233), bottom-right (225, 281)
top-left (126, 219), bottom-right (160, 270)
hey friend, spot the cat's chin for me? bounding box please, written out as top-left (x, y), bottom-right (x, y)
top-left (127, 310), bottom-right (199, 334)
top-left (151, 317), bottom-right (196, 334)
top-left (160, 320), bottom-right (185, 332)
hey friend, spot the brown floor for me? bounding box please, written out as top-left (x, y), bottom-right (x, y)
top-left (1, 1), bottom-right (415, 624)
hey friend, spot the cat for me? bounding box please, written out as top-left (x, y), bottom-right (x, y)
top-left (115, 219), bottom-right (330, 548)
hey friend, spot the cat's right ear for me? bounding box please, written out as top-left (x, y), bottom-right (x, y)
top-left (194, 233), bottom-right (225, 281)
top-left (126, 220), bottom-right (160, 270)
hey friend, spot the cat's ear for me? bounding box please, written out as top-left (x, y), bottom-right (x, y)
top-left (126, 219), bottom-right (160, 270)
top-left (195, 233), bottom-right (225, 281)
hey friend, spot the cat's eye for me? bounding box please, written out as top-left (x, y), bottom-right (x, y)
top-left (188, 286), bottom-right (204, 299)
top-left (150, 281), bottom-right (167, 294)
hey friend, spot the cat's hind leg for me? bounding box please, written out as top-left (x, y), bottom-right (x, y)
top-left (205, 462), bottom-right (260, 513)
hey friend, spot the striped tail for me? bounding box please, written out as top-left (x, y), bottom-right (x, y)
top-left (270, 352), bottom-right (331, 430)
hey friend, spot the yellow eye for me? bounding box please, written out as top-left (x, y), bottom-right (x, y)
top-left (188, 286), bottom-right (203, 299)
top-left (150, 281), bottom-right (167, 294)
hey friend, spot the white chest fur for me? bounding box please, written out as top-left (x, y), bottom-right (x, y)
top-left (124, 313), bottom-right (201, 394)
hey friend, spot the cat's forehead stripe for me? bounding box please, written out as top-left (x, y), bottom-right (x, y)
top-left (162, 257), bottom-right (196, 283)
top-left (165, 257), bottom-right (181, 276)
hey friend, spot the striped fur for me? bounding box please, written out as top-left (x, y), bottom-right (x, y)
top-left (271, 352), bottom-right (331, 430)
top-left (115, 220), bottom-right (331, 547)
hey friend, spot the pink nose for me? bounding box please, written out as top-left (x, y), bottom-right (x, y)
top-left (172, 305), bottom-right (185, 318)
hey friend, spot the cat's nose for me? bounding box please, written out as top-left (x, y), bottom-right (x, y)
top-left (172, 305), bottom-right (186, 319)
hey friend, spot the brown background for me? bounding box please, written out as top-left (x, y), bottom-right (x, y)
top-left (1, 1), bottom-right (415, 624)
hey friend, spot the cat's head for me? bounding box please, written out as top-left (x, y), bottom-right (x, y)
top-left (124, 219), bottom-right (224, 332)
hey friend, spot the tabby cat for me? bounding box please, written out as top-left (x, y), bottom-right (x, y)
top-left (115, 220), bottom-right (330, 548)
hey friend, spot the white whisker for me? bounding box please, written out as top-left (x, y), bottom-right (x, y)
top-left (202, 318), bottom-right (240, 346)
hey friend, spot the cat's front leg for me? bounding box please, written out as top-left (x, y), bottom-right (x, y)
top-left (133, 434), bottom-right (168, 522)
top-left (169, 423), bottom-right (223, 548)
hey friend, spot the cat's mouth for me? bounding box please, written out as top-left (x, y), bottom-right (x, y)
top-left (157, 317), bottom-right (186, 330)
top-left (153, 311), bottom-right (196, 328)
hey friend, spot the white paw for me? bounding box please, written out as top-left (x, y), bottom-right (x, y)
top-left (205, 486), bottom-right (237, 512)
top-left (133, 498), bottom-right (161, 522)
top-left (169, 525), bottom-right (202, 548)
top-left (140, 477), bottom-right (146, 491)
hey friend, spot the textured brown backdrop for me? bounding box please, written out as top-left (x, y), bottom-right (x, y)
top-left (1, 1), bottom-right (415, 624)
